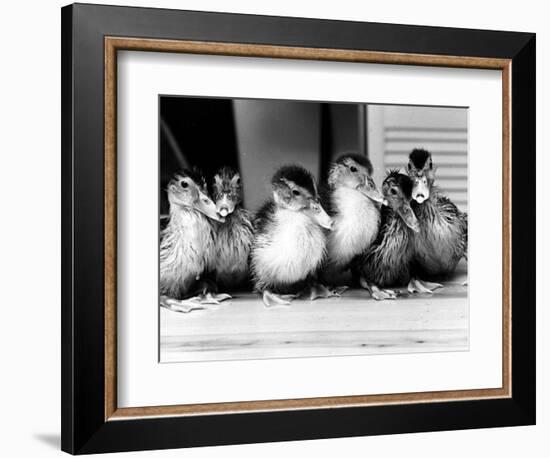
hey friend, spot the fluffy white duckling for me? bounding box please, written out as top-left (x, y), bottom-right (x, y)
top-left (250, 165), bottom-right (336, 307)
top-left (323, 153), bottom-right (387, 294)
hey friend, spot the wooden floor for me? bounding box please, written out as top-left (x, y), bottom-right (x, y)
top-left (160, 261), bottom-right (468, 363)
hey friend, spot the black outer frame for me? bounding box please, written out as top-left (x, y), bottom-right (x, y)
top-left (61, 3), bottom-right (536, 454)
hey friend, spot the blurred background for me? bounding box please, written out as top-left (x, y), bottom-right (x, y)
top-left (160, 96), bottom-right (467, 216)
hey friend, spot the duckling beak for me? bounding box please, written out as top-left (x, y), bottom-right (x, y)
top-left (397, 205), bottom-right (420, 232)
top-left (216, 195), bottom-right (235, 218)
top-left (357, 185), bottom-right (388, 206)
top-left (412, 181), bottom-right (430, 204)
top-left (309, 202), bottom-right (333, 230)
top-left (197, 193), bottom-right (226, 223)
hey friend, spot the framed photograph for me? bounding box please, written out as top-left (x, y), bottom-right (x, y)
top-left (61, 3), bottom-right (536, 454)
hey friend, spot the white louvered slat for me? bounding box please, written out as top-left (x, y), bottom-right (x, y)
top-left (385, 141), bottom-right (467, 152)
top-left (386, 130), bottom-right (467, 141)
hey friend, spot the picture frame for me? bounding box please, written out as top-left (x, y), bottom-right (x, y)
top-left (61, 3), bottom-right (536, 454)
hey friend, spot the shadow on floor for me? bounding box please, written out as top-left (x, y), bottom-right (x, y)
top-left (34, 433), bottom-right (60, 450)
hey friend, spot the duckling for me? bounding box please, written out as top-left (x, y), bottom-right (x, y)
top-left (323, 154), bottom-right (386, 284)
top-left (250, 165), bottom-right (335, 307)
top-left (160, 169), bottom-right (229, 313)
top-left (360, 170), bottom-right (420, 299)
top-left (211, 167), bottom-right (254, 290)
top-left (406, 148), bottom-right (468, 293)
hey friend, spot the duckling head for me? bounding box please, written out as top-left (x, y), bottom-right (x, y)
top-left (407, 148), bottom-right (435, 204)
top-left (382, 170), bottom-right (420, 232)
top-left (212, 166), bottom-right (243, 218)
top-left (328, 153), bottom-right (386, 205)
top-left (272, 165), bottom-right (333, 230)
top-left (167, 169), bottom-right (225, 223)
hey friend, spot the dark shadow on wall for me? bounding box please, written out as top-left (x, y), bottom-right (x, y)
top-left (160, 96), bottom-right (240, 215)
top-left (159, 96), bottom-right (363, 215)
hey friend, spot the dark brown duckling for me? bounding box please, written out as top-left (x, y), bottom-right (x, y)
top-left (250, 165), bottom-right (336, 307)
top-left (360, 170), bottom-right (420, 299)
top-left (407, 148), bottom-right (467, 292)
top-left (211, 167), bottom-right (254, 291)
top-left (159, 169), bottom-right (228, 313)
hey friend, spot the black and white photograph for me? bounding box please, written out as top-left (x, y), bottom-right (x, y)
top-left (159, 96), bottom-right (468, 362)
top-left (1, 0), bottom-right (541, 456)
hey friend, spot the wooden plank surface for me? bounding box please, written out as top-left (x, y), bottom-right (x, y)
top-left (161, 261), bottom-right (468, 362)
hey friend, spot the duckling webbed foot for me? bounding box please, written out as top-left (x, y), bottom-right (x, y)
top-left (262, 290), bottom-right (296, 307)
top-left (197, 292), bottom-right (232, 304)
top-left (359, 278), bottom-right (397, 300)
top-left (301, 283), bottom-right (348, 301)
top-left (193, 279), bottom-right (232, 304)
top-left (407, 278), bottom-right (443, 294)
top-left (160, 295), bottom-right (205, 313)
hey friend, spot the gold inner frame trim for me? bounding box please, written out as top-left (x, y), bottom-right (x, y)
top-left (104, 36), bottom-right (512, 421)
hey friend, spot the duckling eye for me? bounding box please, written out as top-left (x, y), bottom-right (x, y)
top-left (350, 166), bottom-right (358, 173)
top-left (180, 180), bottom-right (189, 189)
top-left (390, 188), bottom-right (398, 195)
top-left (292, 189), bottom-right (300, 196)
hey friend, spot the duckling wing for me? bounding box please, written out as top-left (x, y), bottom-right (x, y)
top-left (435, 193), bottom-right (460, 214)
top-left (435, 194), bottom-right (468, 258)
top-left (412, 193), bottom-right (467, 278)
top-left (236, 208), bottom-right (255, 235)
top-left (458, 209), bottom-right (468, 259)
top-left (252, 200), bottom-right (276, 233)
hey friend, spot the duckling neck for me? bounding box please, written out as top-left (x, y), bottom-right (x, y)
top-left (332, 186), bottom-right (380, 220)
top-left (223, 205), bottom-right (242, 222)
top-left (167, 205), bottom-right (210, 234)
top-left (412, 192), bottom-right (438, 220)
top-left (413, 185), bottom-right (440, 212)
top-left (215, 206), bottom-right (252, 239)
